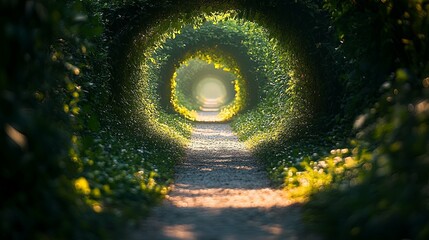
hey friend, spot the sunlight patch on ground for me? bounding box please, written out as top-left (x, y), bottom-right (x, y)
top-left (163, 225), bottom-right (196, 240)
top-left (131, 123), bottom-right (312, 239)
top-left (167, 187), bottom-right (292, 208)
top-left (195, 111), bottom-right (223, 122)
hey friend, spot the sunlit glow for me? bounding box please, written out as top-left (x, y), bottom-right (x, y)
top-left (74, 177), bottom-right (91, 195)
top-left (5, 124), bottom-right (27, 149)
top-left (170, 53), bottom-right (243, 122)
top-left (194, 77), bottom-right (229, 110)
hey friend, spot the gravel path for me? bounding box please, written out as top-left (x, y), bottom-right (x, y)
top-left (195, 111), bottom-right (220, 122)
top-left (130, 122), bottom-right (316, 240)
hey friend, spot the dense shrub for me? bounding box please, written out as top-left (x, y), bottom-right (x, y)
top-left (1, 0), bottom-right (190, 238)
top-left (0, 0), bottom-right (104, 239)
top-left (3, 0), bottom-right (428, 239)
top-left (302, 1), bottom-right (429, 239)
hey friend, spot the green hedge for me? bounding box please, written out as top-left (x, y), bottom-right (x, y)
top-left (302, 1), bottom-right (429, 239)
top-left (1, 1), bottom-right (105, 239)
top-left (4, 0), bottom-right (428, 239)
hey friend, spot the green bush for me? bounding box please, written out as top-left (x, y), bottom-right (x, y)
top-left (1, 0), bottom-right (190, 238)
top-left (3, 0), bottom-right (428, 239)
top-left (302, 1), bottom-right (429, 239)
top-left (0, 0), bottom-right (104, 239)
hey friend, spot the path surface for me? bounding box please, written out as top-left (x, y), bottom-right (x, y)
top-left (195, 110), bottom-right (221, 122)
top-left (130, 122), bottom-right (316, 239)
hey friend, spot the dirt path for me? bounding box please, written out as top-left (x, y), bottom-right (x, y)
top-left (130, 122), bottom-right (316, 240)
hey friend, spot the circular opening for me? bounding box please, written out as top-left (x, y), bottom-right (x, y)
top-left (170, 55), bottom-right (243, 121)
top-left (194, 77), bottom-right (230, 111)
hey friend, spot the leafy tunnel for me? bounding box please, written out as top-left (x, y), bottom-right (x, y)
top-left (2, 0), bottom-right (429, 239)
top-left (110, 2), bottom-right (335, 136)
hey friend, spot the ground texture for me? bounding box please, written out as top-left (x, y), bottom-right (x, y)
top-left (130, 122), bottom-right (317, 240)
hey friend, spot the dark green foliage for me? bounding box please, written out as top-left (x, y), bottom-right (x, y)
top-left (1, 0), bottom-right (188, 238)
top-left (301, 1), bottom-right (429, 239)
top-left (0, 0), bottom-right (100, 239)
top-left (3, 0), bottom-right (429, 239)
top-left (231, 1), bottom-right (429, 239)
top-left (231, 0), bottom-right (340, 142)
top-left (1, 0), bottom-right (335, 238)
top-left (149, 19), bottom-right (264, 111)
top-left (69, 0), bottom-right (192, 237)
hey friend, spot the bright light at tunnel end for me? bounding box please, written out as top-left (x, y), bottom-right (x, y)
top-left (194, 77), bottom-right (229, 111)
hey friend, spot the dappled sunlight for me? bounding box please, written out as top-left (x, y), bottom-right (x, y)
top-left (136, 206), bottom-right (304, 240)
top-left (133, 123), bottom-right (307, 239)
top-left (162, 224), bottom-right (196, 240)
top-left (4, 0), bottom-right (428, 239)
top-left (167, 187), bottom-right (291, 208)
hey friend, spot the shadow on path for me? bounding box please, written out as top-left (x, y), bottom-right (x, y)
top-left (129, 123), bottom-right (319, 240)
